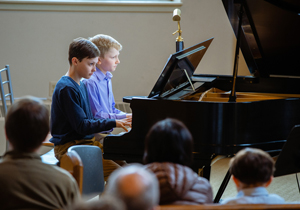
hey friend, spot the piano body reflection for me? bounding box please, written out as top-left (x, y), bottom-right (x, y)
top-left (104, 0), bottom-right (300, 179)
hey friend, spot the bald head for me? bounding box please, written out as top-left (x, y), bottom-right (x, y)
top-left (119, 172), bottom-right (150, 198)
top-left (105, 164), bottom-right (159, 210)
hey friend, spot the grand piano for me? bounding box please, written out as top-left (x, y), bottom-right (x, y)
top-left (104, 0), bottom-right (300, 181)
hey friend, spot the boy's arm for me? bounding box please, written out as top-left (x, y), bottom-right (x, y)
top-left (59, 87), bottom-right (116, 134)
top-left (111, 98), bottom-right (127, 119)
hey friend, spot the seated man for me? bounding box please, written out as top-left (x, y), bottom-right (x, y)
top-left (105, 164), bottom-right (159, 210)
top-left (221, 147), bottom-right (285, 204)
top-left (0, 96), bottom-right (80, 209)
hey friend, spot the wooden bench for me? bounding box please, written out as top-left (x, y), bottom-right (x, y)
top-left (42, 133), bottom-right (54, 147)
top-left (158, 204), bottom-right (300, 210)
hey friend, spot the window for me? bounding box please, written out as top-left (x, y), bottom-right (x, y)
top-left (0, 0), bottom-right (182, 12)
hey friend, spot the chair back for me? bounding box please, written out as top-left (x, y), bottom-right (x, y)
top-left (0, 65), bottom-right (14, 154)
top-left (60, 150), bottom-right (83, 193)
top-left (0, 65), bottom-right (14, 118)
top-left (68, 145), bottom-right (105, 198)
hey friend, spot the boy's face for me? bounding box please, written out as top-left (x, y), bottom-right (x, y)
top-left (75, 57), bottom-right (98, 79)
top-left (98, 47), bottom-right (120, 73)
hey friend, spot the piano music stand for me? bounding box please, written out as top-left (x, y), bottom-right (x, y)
top-left (274, 125), bottom-right (300, 177)
top-left (148, 37), bottom-right (214, 99)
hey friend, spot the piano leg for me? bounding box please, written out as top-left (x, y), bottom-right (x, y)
top-left (213, 169), bottom-right (231, 203)
top-left (192, 154), bottom-right (216, 180)
top-left (203, 165), bottom-right (211, 180)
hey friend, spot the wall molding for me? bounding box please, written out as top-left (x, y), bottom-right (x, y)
top-left (0, 0), bottom-right (182, 12)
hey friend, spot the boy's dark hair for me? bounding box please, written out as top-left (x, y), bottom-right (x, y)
top-left (5, 96), bottom-right (49, 152)
top-left (143, 118), bottom-right (193, 167)
top-left (230, 148), bottom-right (275, 185)
top-left (68, 37), bottom-right (100, 65)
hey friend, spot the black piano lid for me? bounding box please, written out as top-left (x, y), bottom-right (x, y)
top-left (148, 37), bottom-right (214, 98)
top-left (222, 0), bottom-right (300, 77)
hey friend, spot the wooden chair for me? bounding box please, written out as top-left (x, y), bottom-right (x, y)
top-left (42, 133), bottom-right (54, 147)
top-left (67, 145), bottom-right (105, 199)
top-left (60, 150), bottom-right (83, 193)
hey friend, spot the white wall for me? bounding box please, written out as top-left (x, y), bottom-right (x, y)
top-left (0, 0), bottom-right (249, 101)
top-left (0, 118), bottom-right (6, 155)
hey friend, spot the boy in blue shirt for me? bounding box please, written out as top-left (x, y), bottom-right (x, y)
top-left (221, 148), bottom-right (285, 204)
top-left (82, 34), bottom-right (131, 127)
top-left (50, 37), bottom-right (131, 180)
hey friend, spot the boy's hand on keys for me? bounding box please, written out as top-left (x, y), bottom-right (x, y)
top-left (116, 118), bottom-right (132, 132)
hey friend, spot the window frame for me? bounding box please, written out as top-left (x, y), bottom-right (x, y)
top-left (0, 0), bottom-right (182, 12)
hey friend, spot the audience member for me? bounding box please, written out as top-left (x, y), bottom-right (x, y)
top-left (143, 118), bottom-right (213, 205)
top-left (105, 164), bottom-right (159, 210)
top-left (72, 194), bottom-right (125, 210)
top-left (0, 96), bottom-right (80, 209)
top-left (220, 147), bottom-right (285, 204)
top-left (50, 37), bottom-right (131, 181)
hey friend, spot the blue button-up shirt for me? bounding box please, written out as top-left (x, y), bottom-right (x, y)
top-left (82, 67), bottom-right (126, 120)
top-left (220, 187), bottom-right (285, 204)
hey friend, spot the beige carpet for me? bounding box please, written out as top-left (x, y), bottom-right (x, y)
top-left (210, 156), bottom-right (300, 203)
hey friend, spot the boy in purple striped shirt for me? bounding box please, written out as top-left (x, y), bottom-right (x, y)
top-left (83, 34), bottom-right (132, 133)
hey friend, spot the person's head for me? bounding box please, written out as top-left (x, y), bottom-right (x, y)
top-left (68, 37), bottom-right (100, 80)
top-left (72, 194), bottom-right (125, 210)
top-left (68, 37), bottom-right (100, 65)
top-left (5, 96), bottom-right (49, 153)
top-left (89, 34), bottom-right (122, 73)
top-left (105, 164), bottom-right (159, 210)
top-left (143, 118), bottom-right (193, 167)
top-left (229, 148), bottom-right (275, 190)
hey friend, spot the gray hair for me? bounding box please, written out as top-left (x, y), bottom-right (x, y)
top-left (105, 164), bottom-right (159, 210)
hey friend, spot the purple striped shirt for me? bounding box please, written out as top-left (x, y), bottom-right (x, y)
top-left (82, 67), bottom-right (126, 120)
